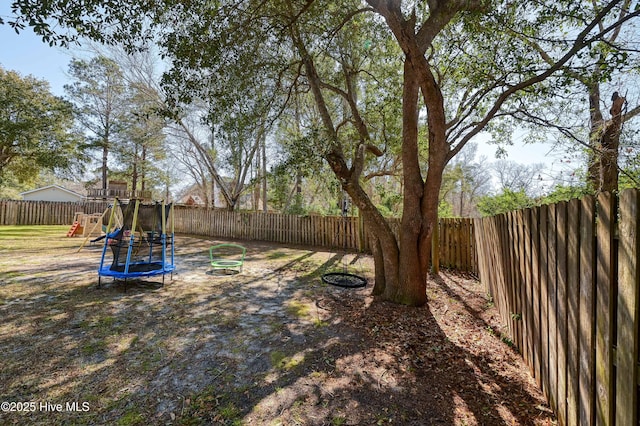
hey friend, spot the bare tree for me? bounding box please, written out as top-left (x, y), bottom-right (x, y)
top-left (493, 160), bottom-right (545, 197)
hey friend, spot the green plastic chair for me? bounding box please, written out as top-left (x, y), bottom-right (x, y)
top-left (209, 244), bottom-right (246, 273)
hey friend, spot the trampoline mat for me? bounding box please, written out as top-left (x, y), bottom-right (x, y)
top-left (110, 262), bottom-right (164, 273)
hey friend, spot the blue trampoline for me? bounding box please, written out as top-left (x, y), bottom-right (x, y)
top-left (98, 198), bottom-right (175, 287)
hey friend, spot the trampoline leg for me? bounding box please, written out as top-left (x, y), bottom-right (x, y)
top-left (98, 276), bottom-right (101, 288)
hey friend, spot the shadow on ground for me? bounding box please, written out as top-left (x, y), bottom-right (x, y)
top-left (0, 231), bottom-right (553, 425)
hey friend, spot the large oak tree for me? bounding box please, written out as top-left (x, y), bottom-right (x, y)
top-left (7, 0), bottom-right (638, 305)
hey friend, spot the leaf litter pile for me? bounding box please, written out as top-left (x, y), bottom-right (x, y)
top-left (0, 227), bottom-right (554, 425)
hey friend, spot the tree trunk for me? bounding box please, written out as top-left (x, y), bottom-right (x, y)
top-left (369, 233), bottom-right (386, 296)
top-left (262, 136), bottom-right (268, 212)
top-left (131, 161), bottom-right (138, 194)
top-left (586, 84), bottom-right (604, 191)
top-left (588, 92), bottom-right (625, 193)
top-left (141, 146), bottom-right (147, 193)
top-left (210, 177), bottom-right (215, 208)
top-left (102, 139), bottom-right (108, 193)
top-left (131, 146), bottom-right (139, 194)
top-left (291, 13), bottom-right (418, 306)
top-left (600, 95), bottom-right (625, 192)
top-left (395, 58), bottom-right (427, 306)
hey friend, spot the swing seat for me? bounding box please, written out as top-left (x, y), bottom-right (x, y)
top-left (209, 244), bottom-right (246, 273)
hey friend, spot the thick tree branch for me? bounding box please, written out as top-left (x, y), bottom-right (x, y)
top-left (623, 103), bottom-right (640, 122)
top-left (174, 119), bottom-right (234, 207)
top-left (451, 0), bottom-right (640, 161)
top-left (416, 0), bottom-right (486, 49)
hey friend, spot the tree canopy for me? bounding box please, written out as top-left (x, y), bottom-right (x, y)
top-left (65, 56), bottom-right (127, 191)
top-left (0, 66), bottom-right (79, 183)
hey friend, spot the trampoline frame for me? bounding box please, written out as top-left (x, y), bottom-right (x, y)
top-left (98, 198), bottom-right (175, 287)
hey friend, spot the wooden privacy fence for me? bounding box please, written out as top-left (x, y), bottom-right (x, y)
top-left (474, 189), bottom-right (640, 426)
top-left (0, 200), bottom-right (108, 225)
top-left (0, 200), bottom-right (477, 272)
top-left (173, 206), bottom-right (477, 273)
top-left (173, 206), bottom-right (363, 251)
top-left (437, 218), bottom-right (477, 274)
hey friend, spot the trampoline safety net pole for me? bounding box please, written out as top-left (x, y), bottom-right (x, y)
top-left (161, 202), bottom-right (166, 268)
top-left (124, 199), bottom-right (141, 275)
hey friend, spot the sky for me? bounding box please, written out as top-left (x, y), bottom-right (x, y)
top-left (0, 5), bottom-right (73, 96)
top-left (0, 4), bottom-right (565, 190)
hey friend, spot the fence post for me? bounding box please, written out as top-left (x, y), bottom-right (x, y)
top-left (432, 218), bottom-right (440, 274)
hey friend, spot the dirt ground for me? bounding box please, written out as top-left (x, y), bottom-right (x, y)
top-left (0, 226), bottom-right (555, 425)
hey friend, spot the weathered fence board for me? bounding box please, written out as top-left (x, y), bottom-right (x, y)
top-left (548, 203), bottom-right (559, 412)
top-left (595, 192), bottom-right (615, 426)
top-left (566, 198), bottom-right (581, 426)
top-left (539, 205), bottom-right (550, 401)
top-left (556, 201), bottom-right (568, 426)
top-left (616, 190), bottom-right (639, 426)
top-left (579, 196), bottom-right (595, 426)
top-left (523, 209), bottom-right (534, 374)
top-left (531, 207), bottom-right (542, 391)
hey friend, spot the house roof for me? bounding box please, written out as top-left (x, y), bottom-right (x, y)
top-left (19, 184), bottom-right (85, 198)
top-left (178, 194), bottom-right (205, 205)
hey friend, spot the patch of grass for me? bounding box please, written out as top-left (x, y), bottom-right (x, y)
top-left (270, 351), bottom-right (304, 371)
top-left (310, 370), bottom-right (325, 379)
top-left (117, 407), bottom-right (145, 425)
top-left (501, 336), bottom-right (515, 347)
top-left (81, 339), bottom-right (107, 356)
top-left (267, 251), bottom-right (289, 259)
top-left (1, 271), bottom-right (22, 279)
top-left (376, 417), bottom-right (392, 425)
top-left (180, 386), bottom-right (244, 425)
top-left (286, 300), bottom-right (310, 318)
top-left (268, 319), bottom-right (286, 333)
top-left (270, 351), bottom-right (287, 368)
top-left (219, 402), bottom-right (241, 421)
top-left (0, 226), bottom-right (76, 251)
top-left (98, 316), bottom-right (116, 327)
top-left (331, 415), bottom-right (347, 425)
top-left (313, 318), bottom-right (328, 328)
top-left (216, 313), bottom-right (240, 329)
top-left (0, 225), bottom-right (69, 239)
top-left (87, 315), bottom-right (123, 336)
top-left (140, 350), bottom-right (163, 372)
